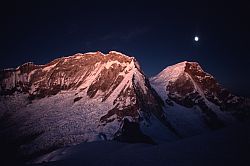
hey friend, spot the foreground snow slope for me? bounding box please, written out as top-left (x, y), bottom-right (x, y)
top-left (35, 121), bottom-right (250, 166)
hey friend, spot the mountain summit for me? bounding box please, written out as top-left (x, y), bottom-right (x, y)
top-left (0, 51), bottom-right (249, 160)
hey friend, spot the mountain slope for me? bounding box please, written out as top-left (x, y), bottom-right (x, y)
top-left (0, 51), bottom-right (176, 160)
top-left (35, 121), bottom-right (250, 166)
top-left (150, 61), bottom-right (250, 136)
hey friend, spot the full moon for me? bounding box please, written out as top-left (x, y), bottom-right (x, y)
top-left (194, 36), bottom-right (199, 42)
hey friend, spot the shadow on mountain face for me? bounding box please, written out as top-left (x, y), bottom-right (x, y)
top-left (114, 118), bottom-right (155, 144)
top-left (0, 130), bottom-right (43, 165)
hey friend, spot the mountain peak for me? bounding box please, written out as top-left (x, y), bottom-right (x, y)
top-left (59, 51), bottom-right (132, 63)
top-left (107, 51), bottom-right (134, 60)
top-left (151, 61), bottom-right (206, 83)
top-left (165, 61), bottom-right (202, 71)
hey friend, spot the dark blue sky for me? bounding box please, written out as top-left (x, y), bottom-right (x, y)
top-left (1, 0), bottom-right (250, 96)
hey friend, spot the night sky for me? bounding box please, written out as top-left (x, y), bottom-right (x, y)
top-left (2, 1), bottom-right (250, 96)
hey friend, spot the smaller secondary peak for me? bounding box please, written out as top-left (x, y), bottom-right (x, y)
top-left (173, 61), bottom-right (200, 67)
top-left (152, 61), bottom-right (204, 82)
top-left (165, 61), bottom-right (202, 71)
top-left (162, 61), bottom-right (187, 72)
top-left (15, 62), bottom-right (36, 71)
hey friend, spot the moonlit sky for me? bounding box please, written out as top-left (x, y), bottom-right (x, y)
top-left (1, 1), bottom-right (250, 96)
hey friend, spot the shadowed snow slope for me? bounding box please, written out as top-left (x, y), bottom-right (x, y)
top-left (34, 122), bottom-right (250, 166)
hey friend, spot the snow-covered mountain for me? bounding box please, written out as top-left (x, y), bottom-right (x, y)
top-left (0, 52), bottom-right (249, 162)
top-left (0, 51), bottom-right (176, 159)
top-left (150, 61), bottom-right (250, 136)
